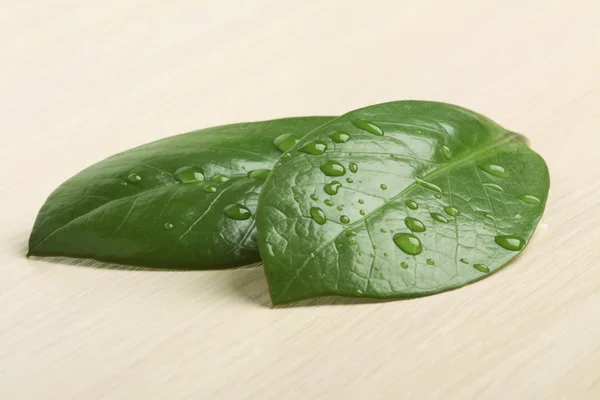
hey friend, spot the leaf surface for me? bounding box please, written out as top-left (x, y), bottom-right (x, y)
top-left (257, 101), bottom-right (549, 304)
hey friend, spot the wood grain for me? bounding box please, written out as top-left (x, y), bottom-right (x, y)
top-left (1, 1), bottom-right (599, 399)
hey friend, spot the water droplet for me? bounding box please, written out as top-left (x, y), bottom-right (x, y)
top-left (518, 194), bottom-right (540, 204)
top-left (324, 180), bottom-right (342, 195)
top-left (329, 131), bottom-right (350, 143)
top-left (163, 222), bottom-right (174, 230)
top-left (415, 130), bottom-right (423, 135)
top-left (401, 262), bottom-right (409, 269)
top-left (405, 200), bottom-right (418, 210)
top-left (473, 264), bottom-right (490, 273)
top-left (359, 210), bottom-right (366, 216)
top-left (310, 207), bottom-right (327, 225)
top-left (427, 259), bottom-right (435, 265)
top-left (354, 289), bottom-right (363, 295)
top-left (431, 213), bottom-right (449, 223)
top-left (478, 163), bottom-right (508, 178)
top-left (212, 174), bottom-right (230, 183)
top-left (324, 199), bottom-right (334, 206)
top-left (247, 169), bottom-right (271, 181)
top-left (320, 160), bottom-right (346, 176)
top-left (380, 228), bottom-right (387, 233)
top-left (416, 178), bottom-right (443, 193)
top-left (384, 252), bottom-right (388, 257)
top-left (441, 145), bottom-right (452, 159)
top-left (223, 204), bottom-right (252, 220)
top-left (203, 184), bottom-right (217, 193)
top-left (128, 174), bottom-right (142, 183)
top-left (340, 215), bottom-right (350, 224)
top-left (380, 184), bottom-right (387, 190)
top-left (274, 162), bottom-right (282, 167)
top-left (495, 235), bottom-right (525, 251)
top-left (350, 239), bottom-right (357, 245)
top-left (336, 205), bottom-right (344, 211)
top-left (273, 133), bottom-right (298, 152)
top-left (299, 140), bottom-right (328, 155)
top-left (393, 233), bottom-right (423, 255)
top-left (483, 183), bottom-right (504, 192)
top-left (444, 206), bottom-right (460, 216)
top-left (391, 154), bottom-right (400, 160)
top-left (351, 119), bottom-right (383, 136)
top-left (281, 152), bottom-right (291, 159)
top-left (434, 194), bottom-right (442, 199)
top-left (358, 199), bottom-right (365, 204)
top-left (174, 166), bottom-right (205, 183)
top-left (346, 178), bottom-right (354, 183)
top-left (349, 162), bottom-right (358, 173)
top-left (346, 230), bottom-right (357, 237)
top-left (405, 217), bottom-right (426, 232)
top-left (460, 258), bottom-right (469, 264)
top-left (310, 193), bottom-right (318, 201)
top-left (483, 212), bottom-right (496, 222)
top-left (120, 182), bottom-right (128, 186)
top-left (369, 253), bottom-right (375, 259)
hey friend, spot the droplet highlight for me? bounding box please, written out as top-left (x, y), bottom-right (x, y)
top-left (212, 174), bottom-right (230, 183)
top-left (223, 204), bottom-right (252, 220)
top-left (495, 235), bottom-right (525, 251)
top-left (203, 184), bottom-right (217, 193)
top-left (128, 174), bottom-right (142, 183)
top-left (174, 166), bottom-right (205, 184)
top-left (351, 119), bottom-right (383, 136)
top-left (478, 163), bottom-right (508, 178)
top-left (393, 233), bottom-right (423, 255)
top-left (320, 160), bottom-right (346, 176)
top-left (299, 140), bottom-right (328, 155)
top-left (329, 131), bottom-right (350, 143)
top-left (163, 222), bottom-right (174, 231)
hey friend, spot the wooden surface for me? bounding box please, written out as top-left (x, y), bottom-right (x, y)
top-left (1, 1), bottom-right (599, 399)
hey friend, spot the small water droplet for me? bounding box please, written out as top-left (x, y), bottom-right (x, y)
top-left (478, 163), bottom-right (508, 178)
top-left (120, 182), bottom-right (128, 186)
top-left (483, 183), bottom-right (504, 192)
top-left (380, 184), bottom-right (387, 190)
top-left (415, 130), bottom-right (423, 135)
top-left (349, 162), bottom-right (358, 173)
top-left (346, 230), bottom-right (357, 237)
top-left (340, 215), bottom-right (350, 224)
top-left (444, 206), bottom-right (460, 216)
top-left (483, 212), bottom-right (496, 222)
top-left (299, 140), bottom-right (328, 155)
top-left (434, 194), bottom-right (442, 199)
top-left (310, 193), bottom-right (318, 201)
top-left (473, 264), bottom-right (490, 273)
top-left (417, 178), bottom-right (443, 193)
top-left (336, 205), bottom-right (344, 211)
top-left (354, 289), bottom-right (363, 295)
top-left (324, 180), bottom-right (342, 195)
top-left (405, 200), bottom-right (418, 210)
top-left (310, 207), bottom-right (327, 225)
top-left (281, 152), bottom-right (291, 159)
top-left (518, 194), bottom-right (540, 204)
top-left (273, 133), bottom-right (298, 152)
top-left (324, 199), bottom-right (334, 206)
top-left (320, 160), bottom-right (346, 176)
top-left (384, 252), bottom-right (388, 257)
top-left (380, 228), bottom-right (387, 233)
top-left (405, 217), bottom-right (426, 232)
top-left (373, 245), bottom-right (377, 249)
top-left (358, 199), bottom-right (365, 204)
top-left (393, 233), bottom-right (422, 255)
top-left (247, 169), bottom-right (271, 181)
top-left (329, 131), bottom-right (350, 143)
top-left (369, 253), bottom-right (375, 259)
top-left (223, 204), bottom-right (252, 220)
top-left (128, 173), bottom-right (142, 183)
top-left (163, 222), bottom-right (174, 230)
top-left (274, 162), bottom-right (282, 167)
top-left (203, 184), bottom-right (217, 193)
top-left (460, 258), bottom-right (469, 264)
top-left (351, 119), bottom-right (383, 136)
top-left (346, 178), bottom-right (354, 183)
top-left (174, 166), bottom-right (204, 183)
top-left (495, 235), bottom-right (525, 251)
top-left (391, 154), bottom-right (400, 160)
top-left (359, 209), bottom-right (366, 216)
top-left (431, 213), bottom-right (449, 223)
top-left (441, 145), bottom-right (452, 159)
top-left (427, 259), bottom-right (435, 265)
top-left (212, 174), bottom-right (230, 183)
top-left (350, 239), bottom-right (357, 245)
top-left (401, 262), bottom-right (409, 269)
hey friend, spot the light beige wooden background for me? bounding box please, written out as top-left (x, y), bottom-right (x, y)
top-left (1, 1), bottom-right (599, 399)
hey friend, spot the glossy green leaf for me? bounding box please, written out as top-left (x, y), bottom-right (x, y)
top-left (257, 101), bottom-right (549, 304)
top-left (28, 116), bottom-right (333, 269)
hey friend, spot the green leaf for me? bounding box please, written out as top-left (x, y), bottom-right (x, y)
top-left (29, 116), bottom-right (333, 269)
top-left (257, 101), bottom-right (549, 304)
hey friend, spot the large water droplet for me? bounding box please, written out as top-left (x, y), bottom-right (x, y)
top-left (483, 183), bottom-right (504, 192)
top-left (273, 133), bottom-right (298, 152)
top-left (329, 131), bottom-right (350, 143)
top-left (495, 235), bottom-right (525, 251)
top-left (401, 262), bottom-right (409, 269)
top-left (349, 162), bottom-right (358, 173)
top-left (310, 207), bottom-right (327, 225)
top-left (174, 166), bottom-right (205, 184)
top-left (441, 145), bottom-right (452, 159)
top-left (405, 217), bottom-right (426, 232)
top-left (128, 173), bottom-right (142, 183)
top-left (203, 184), bottom-right (217, 193)
top-left (518, 194), bottom-right (540, 204)
top-left (324, 180), bottom-right (342, 195)
top-left (223, 204), bottom-right (252, 220)
top-left (310, 193), bottom-right (318, 201)
top-left (405, 200), bottom-right (418, 210)
top-left (393, 233), bottom-right (423, 255)
top-left (351, 119), bottom-right (383, 136)
top-left (299, 140), bottom-right (328, 155)
top-left (320, 160), bottom-right (346, 176)
top-left (478, 163), bottom-right (508, 178)
top-left (444, 206), bottom-right (460, 216)
top-left (324, 199), bottom-right (334, 206)
top-left (247, 169), bottom-right (271, 181)
top-left (163, 222), bottom-right (174, 231)
top-left (431, 213), bottom-right (449, 223)
top-left (212, 174), bottom-right (230, 183)
top-left (473, 264), bottom-right (490, 273)
top-left (416, 178), bottom-right (443, 193)
top-left (340, 215), bottom-right (350, 224)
